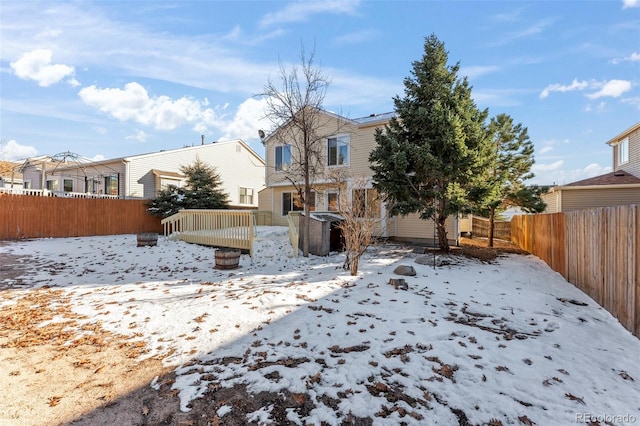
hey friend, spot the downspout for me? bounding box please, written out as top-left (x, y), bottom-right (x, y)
top-left (123, 159), bottom-right (130, 199)
top-left (41, 161), bottom-right (46, 194)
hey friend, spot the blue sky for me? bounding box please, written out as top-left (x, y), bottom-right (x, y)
top-left (1, 0), bottom-right (639, 185)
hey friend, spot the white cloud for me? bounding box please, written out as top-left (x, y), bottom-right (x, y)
top-left (0, 139), bottom-right (38, 161)
top-left (89, 154), bottom-right (106, 162)
top-left (612, 52), bottom-right (640, 64)
top-left (531, 161), bottom-right (612, 185)
top-left (260, 0), bottom-right (359, 27)
top-left (584, 101), bottom-right (607, 113)
top-left (333, 30), bottom-right (378, 46)
top-left (79, 82), bottom-right (219, 131)
top-left (10, 49), bottom-right (75, 87)
top-left (217, 98), bottom-right (270, 142)
top-left (460, 65), bottom-right (501, 79)
top-left (586, 79), bottom-right (632, 99)
top-left (622, 0), bottom-right (639, 8)
top-left (533, 160), bottom-right (563, 172)
top-left (540, 79), bottom-right (589, 99)
top-left (540, 79), bottom-right (632, 100)
top-left (539, 146), bottom-right (554, 154)
top-left (126, 130), bottom-right (149, 143)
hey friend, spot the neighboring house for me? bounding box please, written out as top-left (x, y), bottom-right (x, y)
top-left (19, 140), bottom-right (266, 208)
top-left (257, 109), bottom-right (458, 246)
top-left (0, 160), bottom-right (24, 190)
top-left (542, 122), bottom-right (640, 213)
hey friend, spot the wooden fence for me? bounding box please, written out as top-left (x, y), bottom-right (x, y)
top-left (471, 215), bottom-right (511, 240)
top-left (0, 194), bottom-right (161, 239)
top-left (511, 205), bottom-right (639, 338)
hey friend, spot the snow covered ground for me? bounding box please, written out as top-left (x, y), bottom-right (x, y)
top-left (1, 227), bottom-right (638, 425)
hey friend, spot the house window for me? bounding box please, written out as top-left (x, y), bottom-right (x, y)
top-left (282, 191), bottom-right (315, 216)
top-left (328, 135), bottom-right (349, 166)
top-left (618, 137), bottom-right (629, 165)
top-left (104, 175), bottom-right (118, 196)
top-left (352, 188), bottom-right (381, 218)
top-left (46, 179), bottom-right (58, 191)
top-left (160, 178), bottom-right (182, 191)
top-left (86, 177), bottom-right (100, 194)
top-left (327, 192), bottom-right (339, 211)
top-left (63, 179), bottom-right (73, 193)
top-left (275, 144), bottom-right (292, 171)
top-left (239, 187), bottom-right (254, 204)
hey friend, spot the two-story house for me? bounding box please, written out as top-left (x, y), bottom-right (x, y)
top-left (18, 139), bottom-right (266, 208)
top-left (542, 122), bottom-right (640, 212)
top-left (257, 109), bottom-right (458, 246)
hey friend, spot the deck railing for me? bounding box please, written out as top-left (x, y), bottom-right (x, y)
top-left (287, 212), bottom-right (300, 258)
top-left (0, 187), bottom-right (119, 199)
top-left (161, 209), bottom-right (261, 257)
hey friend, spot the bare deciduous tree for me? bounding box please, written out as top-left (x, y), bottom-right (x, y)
top-left (261, 47), bottom-right (332, 257)
top-left (329, 171), bottom-right (382, 275)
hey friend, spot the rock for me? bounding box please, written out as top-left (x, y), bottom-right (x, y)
top-left (389, 278), bottom-right (408, 290)
top-left (393, 265), bottom-right (416, 276)
top-left (415, 255), bottom-right (443, 267)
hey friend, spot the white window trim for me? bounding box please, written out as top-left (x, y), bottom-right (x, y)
top-left (617, 137), bottom-right (629, 165)
top-left (275, 144), bottom-right (292, 171)
top-left (327, 134), bottom-right (350, 167)
top-left (239, 187), bottom-right (254, 205)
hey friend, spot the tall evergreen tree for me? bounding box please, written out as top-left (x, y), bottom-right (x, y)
top-left (147, 157), bottom-right (229, 218)
top-left (181, 157), bottom-right (230, 210)
top-left (472, 114), bottom-right (545, 247)
top-left (369, 34), bottom-right (489, 252)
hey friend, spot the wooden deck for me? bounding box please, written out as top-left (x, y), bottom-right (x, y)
top-left (162, 210), bottom-right (272, 257)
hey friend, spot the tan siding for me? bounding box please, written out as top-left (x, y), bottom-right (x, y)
top-left (561, 188), bottom-right (640, 211)
top-left (390, 213), bottom-right (457, 242)
top-left (264, 114), bottom-right (386, 187)
top-left (542, 191), bottom-right (560, 213)
top-left (270, 186), bottom-right (294, 226)
top-left (623, 128), bottom-right (640, 177)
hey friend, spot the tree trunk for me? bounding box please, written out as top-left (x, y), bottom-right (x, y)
top-left (436, 215), bottom-right (450, 252)
top-left (349, 256), bottom-right (359, 276)
top-left (488, 207), bottom-right (495, 247)
top-left (302, 184), bottom-right (311, 257)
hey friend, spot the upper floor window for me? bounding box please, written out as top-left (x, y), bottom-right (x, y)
top-left (239, 187), bottom-right (254, 204)
top-left (328, 135), bottom-right (349, 166)
top-left (617, 137), bottom-right (629, 165)
top-left (275, 144), bottom-right (292, 171)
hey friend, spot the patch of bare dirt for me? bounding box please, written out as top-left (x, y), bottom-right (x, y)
top-left (457, 237), bottom-right (528, 262)
top-left (0, 285), bottom-right (177, 426)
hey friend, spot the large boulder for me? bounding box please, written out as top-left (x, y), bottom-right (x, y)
top-left (393, 265), bottom-right (416, 276)
top-left (415, 255), bottom-right (444, 267)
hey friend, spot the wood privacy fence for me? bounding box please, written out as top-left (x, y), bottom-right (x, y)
top-left (471, 215), bottom-right (511, 240)
top-left (0, 194), bottom-right (161, 239)
top-left (511, 205), bottom-right (639, 338)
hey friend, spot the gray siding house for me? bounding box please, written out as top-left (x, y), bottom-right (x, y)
top-left (19, 140), bottom-right (266, 208)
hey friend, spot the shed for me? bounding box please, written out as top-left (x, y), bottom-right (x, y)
top-left (298, 212), bottom-right (344, 256)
